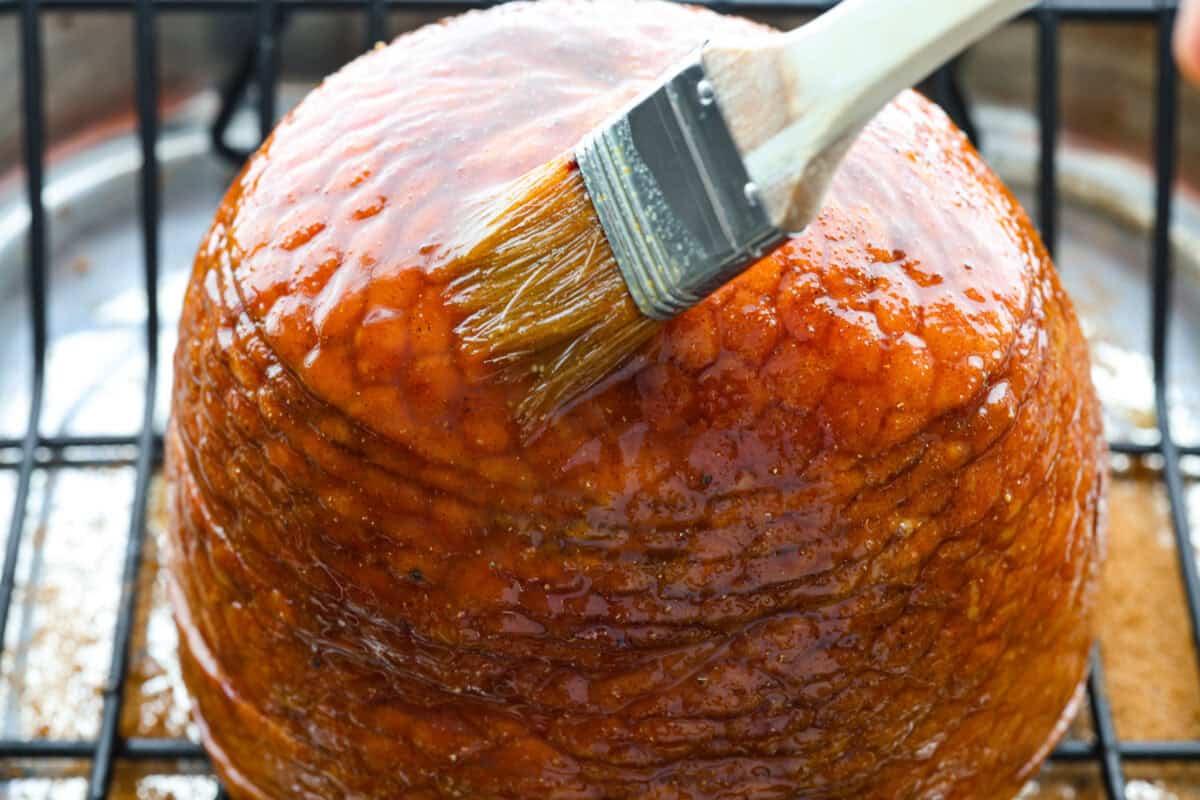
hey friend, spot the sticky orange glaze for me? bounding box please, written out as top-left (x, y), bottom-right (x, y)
top-left (165, 2), bottom-right (1106, 798)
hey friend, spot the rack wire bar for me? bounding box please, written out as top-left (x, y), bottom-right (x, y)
top-left (1152, 0), bottom-right (1200, 730)
top-left (0, 435), bottom-right (145, 450)
top-left (367, 0), bottom-right (386, 47)
top-left (0, 0), bottom-right (49, 677)
top-left (0, 738), bottom-right (205, 759)
top-left (1088, 653), bottom-right (1128, 795)
top-left (1032, 10), bottom-right (1125, 794)
top-left (0, 0), bottom-right (1181, 16)
top-left (0, 439), bottom-right (164, 471)
top-left (1054, 739), bottom-right (1200, 761)
top-left (0, 2), bottom-right (1193, 798)
top-left (2, 436), bottom-right (1196, 459)
top-left (928, 61), bottom-right (980, 145)
top-left (1037, 7), bottom-right (1060, 255)
top-left (86, 0), bottom-right (163, 795)
top-left (9, 735), bottom-right (1200, 763)
top-left (1109, 440), bottom-right (1197, 456)
top-left (257, 0), bottom-right (278, 141)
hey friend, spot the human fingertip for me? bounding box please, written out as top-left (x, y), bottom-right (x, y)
top-left (1176, 0), bottom-right (1200, 84)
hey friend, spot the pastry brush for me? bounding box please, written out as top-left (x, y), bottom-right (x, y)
top-left (448, 0), bottom-right (1033, 430)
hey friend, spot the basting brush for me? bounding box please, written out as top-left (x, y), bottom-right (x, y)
top-left (449, 0), bottom-right (1033, 429)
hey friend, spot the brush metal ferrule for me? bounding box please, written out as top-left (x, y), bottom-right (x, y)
top-left (576, 53), bottom-right (784, 321)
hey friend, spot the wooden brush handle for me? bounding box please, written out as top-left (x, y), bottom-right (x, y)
top-left (702, 0), bottom-right (1033, 233)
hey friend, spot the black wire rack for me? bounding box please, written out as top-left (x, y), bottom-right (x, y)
top-left (0, 0), bottom-right (1193, 798)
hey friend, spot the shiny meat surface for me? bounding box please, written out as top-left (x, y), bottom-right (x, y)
top-left (165, 1), bottom-right (1107, 797)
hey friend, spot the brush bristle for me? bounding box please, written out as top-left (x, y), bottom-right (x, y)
top-left (448, 155), bottom-right (662, 431)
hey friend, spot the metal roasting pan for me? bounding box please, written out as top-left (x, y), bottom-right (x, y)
top-left (0, 76), bottom-right (1197, 796)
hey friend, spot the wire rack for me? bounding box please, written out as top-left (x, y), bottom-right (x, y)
top-left (0, 0), bottom-right (1193, 798)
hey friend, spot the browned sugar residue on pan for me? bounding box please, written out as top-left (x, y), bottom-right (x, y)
top-left (0, 478), bottom-right (210, 798)
top-left (1023, 762), bottom-right (1200, 799)
top-left (1021, 471), bottom-right (1200, 799)
top-left (1099, 474), bottom-right (1200, 742)
top-left (120, 476), bottom-right (194, 742)
top-left (0, 468), bottom-right (134, 743)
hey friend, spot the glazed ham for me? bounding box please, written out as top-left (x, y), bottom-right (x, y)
top-left (165, 2), bottom-right (1106, 797)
